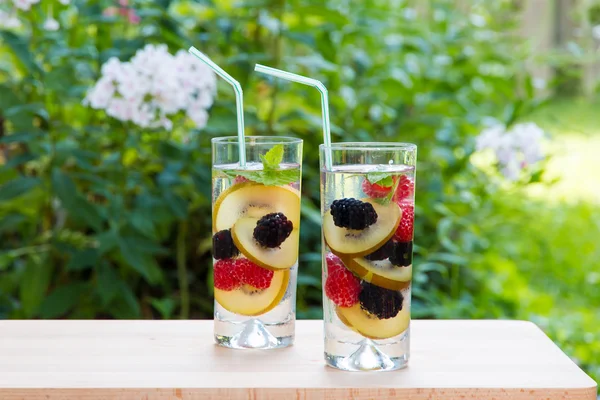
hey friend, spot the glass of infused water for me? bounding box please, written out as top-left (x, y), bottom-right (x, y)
top-left (212, 136), bottom-right (302, 349)
top-left (320, 142), bottom-right (416, 371)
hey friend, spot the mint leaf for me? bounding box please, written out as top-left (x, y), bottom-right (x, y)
top-left (229, 168), bottom-right (300, 187)
top-left (367, 172), bottom-right (394, 188)
top-left (225, 144), bottom-right (298, 186)
top-left (260, 169), bottom-right (300, 186)
top-left (260, 144), bottom-right (284, 171)
top-left (373, 174), bottom-right (401, 206)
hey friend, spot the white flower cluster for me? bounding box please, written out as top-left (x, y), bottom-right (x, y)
top-left (9, 0), bottom-right (38, 11)
top-left (475, 122), bottom-right (545, 180)
top-left (0, 0), bottom-right (38, 28)
top-left (85, 44), bottom-right (217, 130)
top-left (0, 9), bottom-right (20, 28)
top-left (0, 0), bottom-right (68, 29)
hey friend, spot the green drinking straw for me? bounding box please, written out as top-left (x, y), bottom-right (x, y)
top-left (254, 64), bottom-right (332, 170)
top-left (188, 46), bottom-right (246, 167)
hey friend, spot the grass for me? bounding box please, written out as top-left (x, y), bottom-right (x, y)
top-left (493, 97), bottom-right (600, 383)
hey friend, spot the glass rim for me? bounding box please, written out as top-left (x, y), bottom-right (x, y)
top-left (320, 142), bottom-right (416, 151)
top-left (212, 136), bottom-right (303, 145)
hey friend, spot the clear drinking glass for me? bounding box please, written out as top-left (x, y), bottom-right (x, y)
top-left (212, 136), bottom-right (302, 349)
top-left (320, 142), bottom-right (416, 371)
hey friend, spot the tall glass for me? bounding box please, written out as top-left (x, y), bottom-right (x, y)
top-left (320, 143), bottom-right (416, 371)
top-left (212, 136), bottom-right (303, 349)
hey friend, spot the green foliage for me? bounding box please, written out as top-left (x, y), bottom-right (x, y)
top-left (1, 0), bottom-right (597, 383)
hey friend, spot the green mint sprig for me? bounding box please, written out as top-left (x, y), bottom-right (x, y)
top-left (229, 144), bottom-right (300, 186)
top-left (366, 172), bottom-right (395, 188)
top-left (367, 172), bottom-right (399, 206)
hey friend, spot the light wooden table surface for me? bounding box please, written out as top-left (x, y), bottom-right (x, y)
top-left (0, 320), bottom-right (596, 400)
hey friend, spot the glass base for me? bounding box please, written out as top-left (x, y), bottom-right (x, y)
top-left (215, 318), bottom-right (293, 350)
top-left (325, 339), bottom-right (408, 371)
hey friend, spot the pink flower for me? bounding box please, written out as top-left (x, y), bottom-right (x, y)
top-left (103, 0), bottom-right (140, 25)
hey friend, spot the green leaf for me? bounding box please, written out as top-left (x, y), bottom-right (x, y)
top-left (0, 84), bottom-right (22, 110)
top-left (0, 177), bottom-right (40, 202)
top-left (260, 144), bottom-right (284, 170)
top-left (234, 168), bottom-right (300, 187)
top-left (70, 196), bottom-right (103, 231)
top-left (5, 153), bottom-right (36, 168)
top-left (229, 143), bottom-right (300, 186)
top-left (110, 280), bottom-right (141, 318)
top-left (0, 131), bottom-right (44, 144)
top-left (118, 238), bottom-right (163, 284)
top-left (163, 191), bottom-right (188, 219)
top-left (19, 258), bottom-right (53, 318)
top-left (373, 174), bottom-right (401, 206)
top-left (0, 31), bottom-right (41, 74)
top-left (149, 298), bottom-right (176, 319)
top-left (96, 261), bottom-right (119, 305)
top-left (131, 210), bottom-right (157, 238)
top-left (67, 248), bottom-right (99, 271)
top-left (120, 235), bottom-right (168, 255)
top-left (52, 168), bottom-right (77, 202)
top-left (0, 214), bottom-right (26, 233)
top-left (366, 172), bottom-right (395, 187)
top-left (52, 169), bottom-right (103, 231)
top-left (96, 230), bottom-right (119, 254)
top-left (39, 282), bottom-right (88, 318)
top-left (297, 274), bottom-right (321, 287)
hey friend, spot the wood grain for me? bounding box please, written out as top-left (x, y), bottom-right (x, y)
top-left (0, 320), bottom-right (596, 400)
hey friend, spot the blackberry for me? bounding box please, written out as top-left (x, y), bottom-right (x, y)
top-left (389, 241), bottom-right (412, 267)
top-left (365, 239), bottom-right (394, 261)
top-left (253, 212), bottom-right (294, 248)
top-left (330, 198), bottom-right (377, 230)
top-left (212, 229), bottom-right (239, 260)
top-left (359, 281), bottom-right (403, 319)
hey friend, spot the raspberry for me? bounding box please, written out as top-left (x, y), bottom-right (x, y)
top-left (361, 179), bottom-right (393, 198)
top-left (253, 212), bottom-right (294, 248)
top-left (325, 253), bottom-right (361, 307)
top-left (214, 259), bottom-right (241, 291)
top-left (233, 176), bottom-right (250, 185)
top-left (392, 175), bottom-right (414, 203)
top-left (234, 259), bottom-right (274, 289)
top-left (394, 203), bottom-right (414, 242)
top-left (330, 198), bottom-right (377, 230)
top-left (365, 239), bottom-right (394, 261)
top-left (212, 229), bottom-right (239, 260)
top-left (359, 281), bottom-right (403, 319)
top-left (326, 253), bottom-right (345, 274)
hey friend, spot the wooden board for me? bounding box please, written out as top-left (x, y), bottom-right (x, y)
top-left (0, 320), bottom-right (596, 400)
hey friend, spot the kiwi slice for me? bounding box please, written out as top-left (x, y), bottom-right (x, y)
top-left (214, 269), bottom-right (289, 316)
top-left (213, 183), bottom-right (300, 232)
top-left (344, 258), bottom-right (412, 291)
top-left (232, 217), bottom-right (299, 271)
top-left (324, 200), bottom-right (401, 258)
top-left (336, 301), bottom-right (410, 340)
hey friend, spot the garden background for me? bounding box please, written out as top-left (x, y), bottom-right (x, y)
top-left (1, 0), bottom-right (599, 385)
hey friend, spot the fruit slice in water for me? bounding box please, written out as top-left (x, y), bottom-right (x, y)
top-left (336, 300), bottom-right (410, 340)
top-left (232, 217), bottom-right (299, 270)
top-left (213, 183), bottom-right (300, 232)
top-left (214, 269), bottom-right (289, 316)
top-left (324, 200), bottom-right (401, 258)
top-left (344, 258), bottom-right (412, 291)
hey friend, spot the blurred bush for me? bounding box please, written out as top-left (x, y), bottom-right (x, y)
top-left (1, 0), bottom-right (597, 382)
